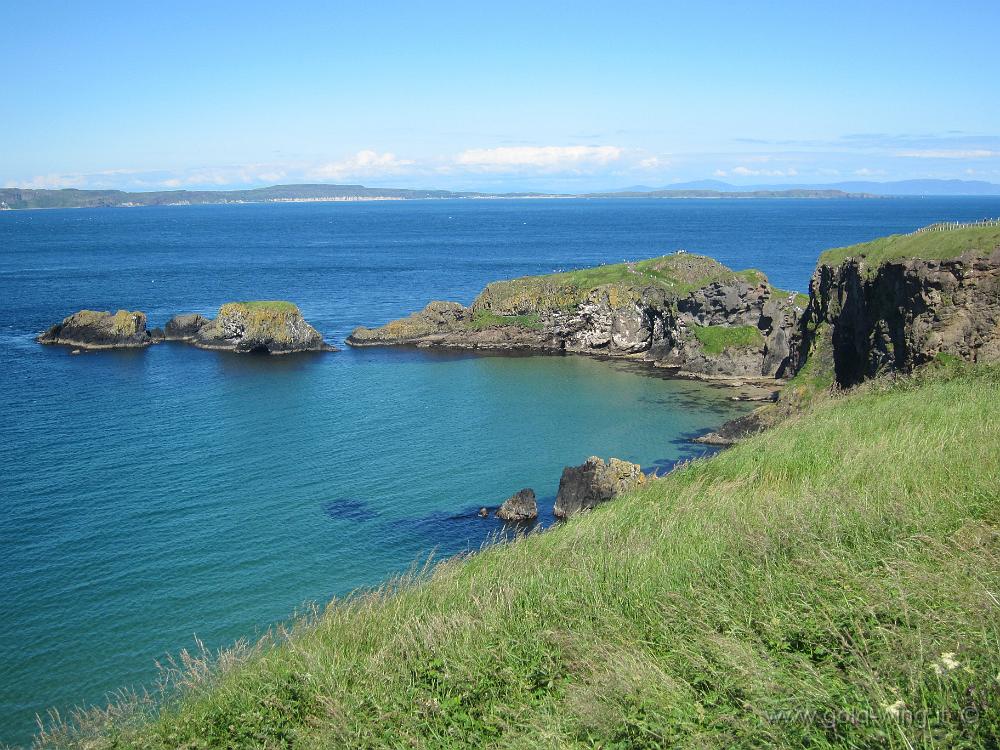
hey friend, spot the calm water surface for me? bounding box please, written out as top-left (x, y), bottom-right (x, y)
top-left (2, 197), bottom-right (999, 744)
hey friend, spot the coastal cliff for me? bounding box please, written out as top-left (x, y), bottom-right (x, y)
top-left (349, 254), bottom-right (805, 380)
top-left (699, 222), bottom-right (1000, 445)
top-left (791, 224), bottom-right (1000, 387)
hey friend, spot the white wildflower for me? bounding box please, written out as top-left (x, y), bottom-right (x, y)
top-left (930, 651), bottom-right (961, 675)
top-left (884, 699), bottom-right (906, 718)
top-left (940, 652), bottom-right (960, 670)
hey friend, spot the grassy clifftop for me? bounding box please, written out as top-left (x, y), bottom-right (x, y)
top-left (42, 363), bottom-right (1000, 748)
top-left (820, 223), bottom-right (1000, 266)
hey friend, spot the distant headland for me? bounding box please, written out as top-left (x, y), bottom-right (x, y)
top-left (0, 183), bottom-right (872, 210)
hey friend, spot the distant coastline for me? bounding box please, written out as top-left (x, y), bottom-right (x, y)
top-left (0, 183), bottom-right (875, 210)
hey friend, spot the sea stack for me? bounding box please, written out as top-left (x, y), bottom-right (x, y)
top-left (190, 301), bottom-right (337, 354)
top-left (164, 313), bottom-right (211, 341)
top-left (36, 310), bottom-right (159, 349)
top-left (553, 457), bottom-right (646, 519)
top-left (496, 488), bottom-right (538, 522)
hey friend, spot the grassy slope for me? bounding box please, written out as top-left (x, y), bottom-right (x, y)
top-left (43, 364), bottom-right (1000, 749)
top-left (820, 224), bottom-right (1000, 266)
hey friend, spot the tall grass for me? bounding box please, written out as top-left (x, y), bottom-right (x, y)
top-left (36, 364), bottom-right (1000, 749)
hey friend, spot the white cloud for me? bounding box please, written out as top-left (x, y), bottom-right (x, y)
top-left (731, 166), bottom-right (798, 177)
top-left (896, 149), bottom-right (1000, 159)
top-left (306, 150), bottom-right (414, 180)
top-left (713, 169), bottom-right (729, 177)
top-left (7, 173), bottom-right (88, 189)
top-left (854, 167), bottom-right (886, 176)
top-left (638, 156), bottom-right (669, 170)
top-left (455, 145), bottom-right (623, 172)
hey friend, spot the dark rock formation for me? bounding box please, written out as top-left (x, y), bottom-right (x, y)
top-left (496, 488), bottom-right (538, 522)
top-left (553, 457), bottom-right (646, 519)
top-left (37, 310), bottom-right (157, 349)
top-left (348, 254), bottom-right (805, 380)
top-left (164, 313), bottom-right (210, 341)
top-left (192, 302), bottom-right (337, 354)
top-left (791, 248), bottom-right (1000, 388)
top-left (693, 409), bottom-right (771, 446)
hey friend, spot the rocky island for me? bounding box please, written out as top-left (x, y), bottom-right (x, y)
top-left (168, 301), bottom-right (337, 354)
top-left (39, 301), bottom-right (336, 355)
top-left (348, 253), bottom-right (806, 380)
top-left (36, 309), bottom-right (160, 349)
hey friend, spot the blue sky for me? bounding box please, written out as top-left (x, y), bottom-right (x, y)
top-left (2, 0), bottom-right (999, 191)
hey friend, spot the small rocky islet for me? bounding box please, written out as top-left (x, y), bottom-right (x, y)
top-left (37, 301), bottom-right (337, 354)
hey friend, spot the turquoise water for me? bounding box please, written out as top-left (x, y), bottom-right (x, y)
top-left (3, 197), bottom-right (1000, 744)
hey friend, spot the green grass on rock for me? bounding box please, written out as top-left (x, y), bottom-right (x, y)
top-left (820, 224), bottom-right (1000, 267)
top-left (691, 323), bottom-right (764, 354)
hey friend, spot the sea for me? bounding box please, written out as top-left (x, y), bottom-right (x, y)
top-left (2, 196), bottom-right (999, 745)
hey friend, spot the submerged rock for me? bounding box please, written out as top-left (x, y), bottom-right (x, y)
top-left (496, 488), bottom-right (538, 522)
top-left (192, 301), bottom-right (337, 354)
top-left (164, 313), bottom-right (210, 340)
top-left (553, 457), bottom-right (646, 519)
top-left (37, 309), bottom-right (156, 349)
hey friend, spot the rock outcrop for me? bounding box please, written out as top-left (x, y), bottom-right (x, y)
top-left (37, 310), bottom-right (158, 349)
top-left (553, 457), bottom-right (646, 519)
top-left (792, 247), bottom-right (1000, 388)
top-left (164, 313), bottom-right (210, 341)
top-left (348, 254), bottom-right (805, 380)
top-left (496, 488), bottom-right (538, 522)
top-left (192, 302), bottom-right (337, 354)
top-left (702, 224), bottom-right (1000, 447)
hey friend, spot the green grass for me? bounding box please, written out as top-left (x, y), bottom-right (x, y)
top-left (37, 364), bottom-right (1000, 748)
top-left (469, 310), bottom-right (543, 330)
top-left (470, 255), bottom-right (771, 317)
top-left (820, 224), bottom-right (1000, 267)
top-left (691, 324), bottom-right (764, 354)
top-left (233, 300), bottom-right (299, 313)
top-left (541, 254), bottom-right (768, 297)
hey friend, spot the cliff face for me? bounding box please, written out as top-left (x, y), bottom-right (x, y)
top-left (348, 255), bottom-right (804, 380)
top-left (792, 248), bottom-right (1000, 388)
top-left (36, 309), bottom-right (158, 349)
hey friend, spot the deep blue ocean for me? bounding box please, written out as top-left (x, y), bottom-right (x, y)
top-left (2, 196), bottom-right (999, 745)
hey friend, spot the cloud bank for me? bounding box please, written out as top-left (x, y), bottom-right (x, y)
top-left (454, 145), bottom-right (623, 172)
